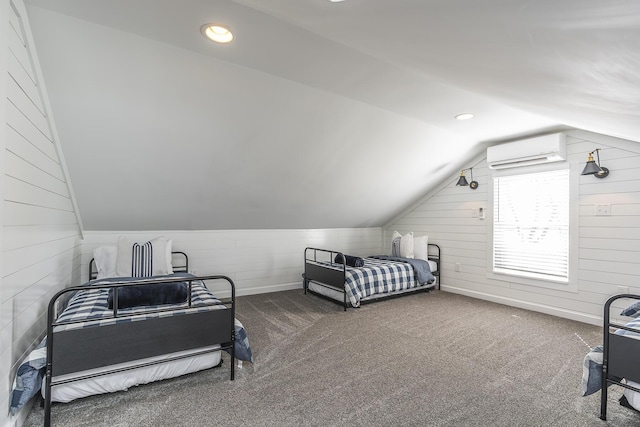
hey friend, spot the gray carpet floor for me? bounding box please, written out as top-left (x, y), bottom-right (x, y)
top-left (24, 289), bottom-right (640, 426)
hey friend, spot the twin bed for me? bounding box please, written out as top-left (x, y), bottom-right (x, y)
top-left (11, 239), bottom-right (252, 427)
top-left (303, 243), bottom-right (440, 310)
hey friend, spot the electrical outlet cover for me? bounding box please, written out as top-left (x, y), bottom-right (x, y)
top-left (595, 204), bottom-right (611, 216)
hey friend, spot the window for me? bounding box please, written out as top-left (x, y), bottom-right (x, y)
top-left (492, 168), bottom-right (569, 283)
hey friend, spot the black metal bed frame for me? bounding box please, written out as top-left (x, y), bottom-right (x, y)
top-left (44, 252), bottom-right (235, 427)
top-left (303, 244), bottom-right (441, 311)
top-left (600, 293), bottom-right (640, 420)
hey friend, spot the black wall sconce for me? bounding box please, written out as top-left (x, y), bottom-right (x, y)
top-left (456, 168), bottom-right (479, 189)
top-left (581, 149), bottom-right (609, 178)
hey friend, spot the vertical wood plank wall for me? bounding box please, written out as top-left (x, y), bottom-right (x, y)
top-left (2, 1), bottom-right (82, 425)
top-left (384, 130), bottom-right (640, 325)
top-left (81, 228), bottom-right (383, 296)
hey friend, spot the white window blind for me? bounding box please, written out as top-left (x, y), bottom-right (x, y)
top-left (493, 169), bottom-right (569, 282)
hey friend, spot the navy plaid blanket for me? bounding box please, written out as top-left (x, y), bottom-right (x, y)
top-left (56, 274), bottom-right (226, 331)
top-left (314, 257), bottom-right (432, 307)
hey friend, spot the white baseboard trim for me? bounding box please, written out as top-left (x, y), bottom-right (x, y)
top-left (214, 282), bottom-right (301, 299)
top-left (237, 282), bottom-right (301, 297)
top-left (441, 285), bottom-right (602, 326)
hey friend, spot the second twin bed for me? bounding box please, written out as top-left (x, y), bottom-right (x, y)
top-left (303, 243), bottom-right (440, 310)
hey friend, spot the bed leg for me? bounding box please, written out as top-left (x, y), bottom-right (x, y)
top-left (230, 354), bottom-right (235, 381)
top-left (44, 375), bottom-right (52, 427)
top-left (600, 367), bottom-right (608, 420)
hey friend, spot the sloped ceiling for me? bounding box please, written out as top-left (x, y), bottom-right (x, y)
top-left (24, 0), bottom-right (640, 230)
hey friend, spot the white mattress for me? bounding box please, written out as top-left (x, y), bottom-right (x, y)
top-left (45, 346), bottom-right (221, 403)
top-left (624, 380), bottom-right (640, 411)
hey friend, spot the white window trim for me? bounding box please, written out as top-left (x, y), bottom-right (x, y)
top-left (486, 161), bottom-right (579, 293)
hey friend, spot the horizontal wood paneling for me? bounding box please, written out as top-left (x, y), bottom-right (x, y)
top-left (4, 176), bottom-right (73, 211)
top-left (2, 2), bottom-right (82, 424)
top-left (8, 51), bottom-right (43, 115)
top-left (3, 224), bottom-right (79, 251)
top-left (5, 151), bottom-right (68, 196)
top-left (3, 201), bottom-right (78, 226)
top-left (385, 131), bottom-right (640, 325)
top-left (6, 124), bottom-right (64, 181)
top-left (6, 101), bottom-right (55, 160)
top-left (7, 76), bottom-right (48, 136)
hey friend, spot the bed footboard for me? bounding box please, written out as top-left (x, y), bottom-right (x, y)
top-left (304, 247), bottom-right (348, 310)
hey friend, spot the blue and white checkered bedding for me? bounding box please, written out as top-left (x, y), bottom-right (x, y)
top-left (55, 274), bottom-right (223, 331)
top-left (313, 257), bottom-right (432, 307)
top-left (10, 338), bottom-right (46, 415)
top-left (54, 273), bottom-right (253, 361)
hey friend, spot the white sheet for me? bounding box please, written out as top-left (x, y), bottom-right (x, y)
top-left (624, 381), bottom-right (640, 411)
top-left (45, 346), bottom-right (221, 403)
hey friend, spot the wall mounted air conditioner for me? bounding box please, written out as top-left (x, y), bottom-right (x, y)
top-left (487, 133), bottom-right (567, 170)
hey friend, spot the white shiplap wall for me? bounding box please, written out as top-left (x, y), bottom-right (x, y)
top-left (2, 2), bottom-right (82, 426)
top-left (1, 0), bottom-right (9, 423)
top-left (81, 228), bottom-right (382, 296)
top-left (385, 130), bottom-right (640, 325)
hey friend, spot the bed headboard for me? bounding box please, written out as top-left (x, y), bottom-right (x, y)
top-left (89, 251), bottom-right (189, 280)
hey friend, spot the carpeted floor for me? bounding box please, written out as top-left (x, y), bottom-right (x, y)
top-left (24, 289), bottom-right (640, 426)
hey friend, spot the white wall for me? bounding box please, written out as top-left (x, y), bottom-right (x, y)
top-left (81, 228), bottom-right (382, 296)
top-left (385, 130), bottom-right (640, 325)
top-left (2, 1), bottom-right (82, 425)
top-left (1, 0), bottom-right (9, 423)
top-left (24, 6), bottom-right (474, 232)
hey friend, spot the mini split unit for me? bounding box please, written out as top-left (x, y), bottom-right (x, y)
top-left (487, 133), bottom-right (567, 170)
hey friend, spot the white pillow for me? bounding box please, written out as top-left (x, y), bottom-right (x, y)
top-left (391, 231), bottom-right (403, 257)
top-left (115, 236), bottom-right (173, 277)
top-left (164, 239), bottom-right (174, 274)
top-left (413, 235), bottom-right (429, 261)
top-left (399, 232), bottom-right (414, 259)
top-left (93, 246), bottom-right (118, 279)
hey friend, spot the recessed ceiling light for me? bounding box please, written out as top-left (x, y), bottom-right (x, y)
top-left (329, 0), bottom-right (347, 2)
top-left (201, 24), bottom-right (233, 44)
top-left (455, 113), bottom-right (475, 121)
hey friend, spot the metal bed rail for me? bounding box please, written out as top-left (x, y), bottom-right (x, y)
top-left (304, 247), bottom-right (349, 310)
top-left (600, 293), bottom-right (640, 420)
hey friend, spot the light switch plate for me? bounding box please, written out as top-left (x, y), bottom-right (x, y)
top-left (595, 204), bottom-right (611, 216)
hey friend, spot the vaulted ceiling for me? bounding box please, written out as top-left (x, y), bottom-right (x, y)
top-left (24, 0), bottom-right (640, 230)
